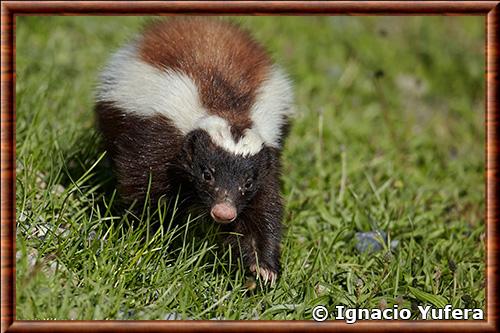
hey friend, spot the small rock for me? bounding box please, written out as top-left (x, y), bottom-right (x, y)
top-left (16, 160), bottom-right (24, 173)
top-left (355, 231), bottom-right (387, 253)
top-left (44, 261), bottom-right (59, 275)
top-left (117, 309), bottom-right (136, 319)
top-left (56, 227), bottom-right (70, 238)
top-left (18, 211), bottom-right (27, 222)
top-left (87, 230), bottom-right (97, 241)
top-left (34, 223), bottom-right (50, 239)
top-left (27, 248), bottom-right (38, 269)
top-left (52, 184), bottom-right (66, 195)
top-left (315, 283), bottom-right (329, 296)
top-left (164, 312), bottom-right (190, 320)
top-left (378, 298), bottom-right (388, 310)
top-left (68, 308), bottom-right (79, 320)
top-left (355, 230), bottom-right (399, 254)
top-left (35, 171), bottom-right (47, 190)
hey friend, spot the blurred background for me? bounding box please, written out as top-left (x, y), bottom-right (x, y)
top-left (15, 16), bottom-right (485, 320)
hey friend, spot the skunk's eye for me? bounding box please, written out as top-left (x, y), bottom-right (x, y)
top-left (202, 169), bottom-right (213, 182)
top-left (244, 178), bottom-right (253, 190)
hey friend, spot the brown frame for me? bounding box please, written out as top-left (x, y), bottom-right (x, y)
top-left (1, 1), bottom-right (498, 332)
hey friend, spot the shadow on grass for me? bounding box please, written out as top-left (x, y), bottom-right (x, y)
top-left (56, 128), bottom-right (243, 282)
top-left (58, 130), bottom-right (116, 203)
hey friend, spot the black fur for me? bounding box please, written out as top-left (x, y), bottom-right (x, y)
top-left (96, 105), bottom-right (284, 278)
top-left (179, 130), bottom-right (283, 274)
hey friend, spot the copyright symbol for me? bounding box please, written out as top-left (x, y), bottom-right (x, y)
top-left (312, 305), bottom-right (329, 321)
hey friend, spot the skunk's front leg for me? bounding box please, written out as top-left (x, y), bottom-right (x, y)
top-left (224, 182), bottom-right (283, 285)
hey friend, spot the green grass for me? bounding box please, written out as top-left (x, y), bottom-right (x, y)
top-left (15, 16), bottom-right (485, 320)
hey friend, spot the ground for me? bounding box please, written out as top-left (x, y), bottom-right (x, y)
top-left (15, 16), bottom-right (485, 320)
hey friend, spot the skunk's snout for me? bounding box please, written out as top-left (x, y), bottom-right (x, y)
top-left (210, 202), bottom-right (237, 224)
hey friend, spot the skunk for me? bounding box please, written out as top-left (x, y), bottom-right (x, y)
top-left (95, 18), bottom-right (294, 284)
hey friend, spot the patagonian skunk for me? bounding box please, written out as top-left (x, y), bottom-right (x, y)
top-left (95, 18), bottom-right (294, 284)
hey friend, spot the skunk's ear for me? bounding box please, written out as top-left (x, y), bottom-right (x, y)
top-left (181, 130), bottom-right (201, 165)
top-left (256, 146), bottom-right (278, 177)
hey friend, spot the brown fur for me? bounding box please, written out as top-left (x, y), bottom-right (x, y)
top-left (138, 18), bottom-right (272, 139)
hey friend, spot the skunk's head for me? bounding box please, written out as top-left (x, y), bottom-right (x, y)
top-left (180, 130), bottom-right (276, 224)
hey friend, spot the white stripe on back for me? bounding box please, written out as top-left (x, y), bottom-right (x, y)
top-left (96, 44), bottom-right (293, 156)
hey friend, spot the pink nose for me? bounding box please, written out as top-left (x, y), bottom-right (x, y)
top-left (210, 203), bottom-right (237, 223)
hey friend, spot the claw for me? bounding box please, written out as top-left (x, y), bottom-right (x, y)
top-left (250, 264), bottom-right (277, 286)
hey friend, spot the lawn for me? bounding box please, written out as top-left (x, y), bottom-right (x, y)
top-left (15, 16), bottom-right (485, 320)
